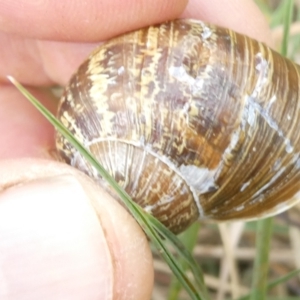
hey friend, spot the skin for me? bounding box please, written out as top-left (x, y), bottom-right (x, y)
top-left (0, 0), bottom-right (271, 299)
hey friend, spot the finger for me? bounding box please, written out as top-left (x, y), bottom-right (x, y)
top-left (0, 159), bottom-right (153, 300)
top-left (0, 0), bottom-right (186, 86)
top-left (182, 0), bottom-right (272, 45)
top-left (0, 0), bottom-right (187, 41)
top-left (0, 1), bottom-right (271, 87)
top-left (0, 85), bottom-right (56, 159)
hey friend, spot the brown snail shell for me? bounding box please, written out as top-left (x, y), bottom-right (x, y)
top-left (56, 19), bottom-right (300, 234)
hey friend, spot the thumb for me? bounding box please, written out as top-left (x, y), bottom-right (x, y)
top-left (0, 159), bottom-right (153, 300)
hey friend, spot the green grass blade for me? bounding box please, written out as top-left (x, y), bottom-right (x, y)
top-left (149, 217), bottom-right (206, 290)
top-left (168, 222), bottom-right (201, 300)
top-left (269, 1), bottom-right (290, 28)
top-left (250, 217), bottom-right (274, 300)
top-left (146, 215), bottom-right (209, 299)
top-left (281, 0), bottom-right (294, 56)
top-left (8, 76), bottom-right (210, 300)
top-left (267, 268), bottom-right (300, 290)
top-left (238, 268), bottom-right (300, 300)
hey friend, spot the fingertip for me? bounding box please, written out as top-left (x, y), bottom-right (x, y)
top-left (0, 159), bottom-right (153, 299)
top-left (0, 175), bottom-right (114, 299)
top-left (80, 172), bottom-right (155, 300)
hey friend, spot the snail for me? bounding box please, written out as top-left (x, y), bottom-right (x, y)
top-left (56, 19), bottom-right (300, 234)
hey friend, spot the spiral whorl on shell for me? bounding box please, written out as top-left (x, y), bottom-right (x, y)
top-left (56, 19), bottom-right (300, 233)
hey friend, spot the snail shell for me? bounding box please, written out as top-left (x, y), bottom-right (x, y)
top-left (56, 19), bottom-right (300, 233)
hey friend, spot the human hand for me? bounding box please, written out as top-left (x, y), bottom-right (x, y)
top-left (0, 1), bottom-right (270, 299)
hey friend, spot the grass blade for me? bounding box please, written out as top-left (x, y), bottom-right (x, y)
top-left (250, 217), bottom-right (274, 300)
top-left (167, 222), bottom-right (201, 299)
top-left (239, 268), bottom-right (300, 300)
top-left (8, 76), bottom-right (210, 300)
top-left (281, 0), bottom-right (294, 56)
top-left (268, 268), bottom-right (300, 290)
